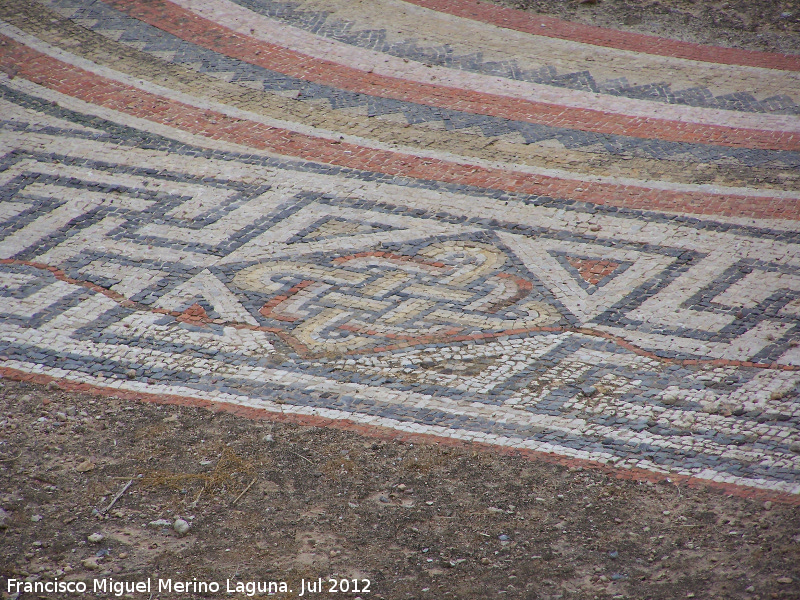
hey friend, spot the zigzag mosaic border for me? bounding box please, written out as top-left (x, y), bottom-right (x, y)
top-left (27, 0), bottom-right (800, 166)
top-left (221, 0), bottom-right (800, 115)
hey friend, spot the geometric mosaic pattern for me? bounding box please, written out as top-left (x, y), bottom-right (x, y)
top-left (26, 0), bottom-right (800, 170)
top-left (224, 0), bottom-right (800, 115)
top-left (1, 0), bottom-right (799, 497)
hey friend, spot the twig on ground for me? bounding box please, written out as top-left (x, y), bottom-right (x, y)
top-left (288, 450), bottom-right (313, 464)
top-left (232, 477), bottom-right (258, 506)
top-left (31, 473), bottom-right (57, 485)
top-left (101, 479), bottom-right (133, 514)
top-left (190, 485), bottom-right (206, 508)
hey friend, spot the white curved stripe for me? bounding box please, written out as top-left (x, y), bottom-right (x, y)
top-left (172, 0), bottom-right (800, 134)
top-left (2, 22), bottom-right (798, 203)
top-left (273, 0), bottom-right (800, 85)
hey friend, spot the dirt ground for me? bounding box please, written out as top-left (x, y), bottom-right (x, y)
top-left (1, 379), bottom-right (799, 600)
top-left (489, 0), bottom-right (800, 54)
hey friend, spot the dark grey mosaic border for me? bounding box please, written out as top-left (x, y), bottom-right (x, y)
top-left (24, 0), bottom-right (800, 168)
top-left (2, 275), bottom-right (795, 445)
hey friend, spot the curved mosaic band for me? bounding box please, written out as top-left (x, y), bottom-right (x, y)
top-left (101, 0), bottom-right (800, 151)
top-left (2, 31), bottom-right (798, 220)
top-left (169, 0), bottom-right (800, 122)
top-left (9, 0), bottom-right (800, 198)
top-left (404, 0), bottom-right (800, 71)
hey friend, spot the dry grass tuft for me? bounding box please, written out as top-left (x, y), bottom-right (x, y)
top-left (140, 447), bottom-right (256, 502)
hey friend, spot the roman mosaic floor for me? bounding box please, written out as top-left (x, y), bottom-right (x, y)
top-left (1, 0), bottom-right (799, 499)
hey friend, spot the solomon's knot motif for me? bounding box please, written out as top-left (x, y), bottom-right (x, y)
top-left (233, 241), bottom-right (560, 353)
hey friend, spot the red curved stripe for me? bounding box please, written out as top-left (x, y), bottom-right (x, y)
top-left (4, 37), bottom-right (798, 220)
top-left (101, 0), bottom-right (799, 152)
top-left (404, 0), bottom-right (800, 72)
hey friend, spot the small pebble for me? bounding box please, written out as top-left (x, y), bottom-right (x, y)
top-left (148, 519), bottom-right (172, 528)
top-left (75, 460), bottom-right (95, 473)
top-left (87, 533), bottom-right (104, 543)
top-left (173, 518), bottom-right (190, 535)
